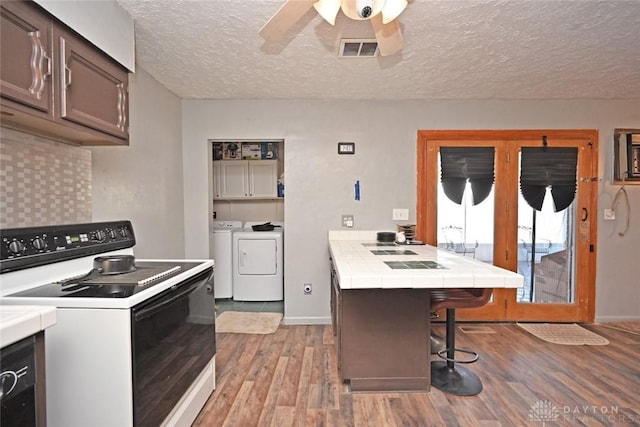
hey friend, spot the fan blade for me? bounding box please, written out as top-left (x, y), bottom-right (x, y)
top-left (370, 14), bottom-right (403, 56)
top-left (259, 0), bottom-right (316, 41)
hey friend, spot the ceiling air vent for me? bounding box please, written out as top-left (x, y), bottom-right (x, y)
top-left (339, 39), bottom-right (379, 58)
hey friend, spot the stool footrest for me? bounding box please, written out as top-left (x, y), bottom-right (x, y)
top-left (436, 347), bottom-right (479, 364)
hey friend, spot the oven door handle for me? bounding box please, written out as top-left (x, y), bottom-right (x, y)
top-left (134, 280), bottom-right (205, 322)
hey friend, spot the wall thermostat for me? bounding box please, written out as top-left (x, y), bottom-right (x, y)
top-left (338, 142), bottom-right (355, 155)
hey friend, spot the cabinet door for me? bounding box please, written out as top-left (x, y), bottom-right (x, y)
top-left (219, 161), bottom-right (248, 198)
top-left (55, 26), bottom-right (128, 139)
top-left (248, 160), bottom-right (277, 197)
top-left (212, 161), bottom-right (222, 198)
top-left (0, 1), bottom-right (53, 113)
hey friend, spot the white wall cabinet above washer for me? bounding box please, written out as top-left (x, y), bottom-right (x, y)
top-left (213, 160), bottom-right (277, 199)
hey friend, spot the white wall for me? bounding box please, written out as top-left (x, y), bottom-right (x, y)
top-left (91, 68), bottom-right (185, 258)
top-left (182, 99), bottom-right (639, 324)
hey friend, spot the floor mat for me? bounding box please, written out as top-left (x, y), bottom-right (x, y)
top-left (517, 322), bottom-right (609, 345)
top-left (216, 311), bottom-right (282, 334)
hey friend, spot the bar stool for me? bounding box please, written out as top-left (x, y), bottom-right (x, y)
top-left (429, 288), bottom-right (493, 396)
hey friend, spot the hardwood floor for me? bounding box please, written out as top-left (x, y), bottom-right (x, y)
top-left (599, 321), bottom-right (640, 336)
top-left (194, 323), bottom-right (640, 427)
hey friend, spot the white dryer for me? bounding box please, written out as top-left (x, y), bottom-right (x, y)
top-left (232, 221), bottom-right (284, 301)
top-left (211, 220), bottom-right (244, 299)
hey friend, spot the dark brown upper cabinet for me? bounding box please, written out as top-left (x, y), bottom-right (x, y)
top-left (55, 26), bottom-right (128, 140)
top-left (0, 0), bottom-right (129, 145)
top-left (0, 0), bottom-right (53, 114)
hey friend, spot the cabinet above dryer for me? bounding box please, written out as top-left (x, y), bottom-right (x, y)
top-left (211, 140), bottom-right (283, 200)
top-left (213, 160), bottom-right (278, 199)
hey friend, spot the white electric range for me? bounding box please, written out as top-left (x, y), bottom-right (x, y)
top-left (0, 220), bottom-right (216, 427)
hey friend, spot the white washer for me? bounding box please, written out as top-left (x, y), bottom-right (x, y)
top-left (232, 221), bottom-right (284, 301)
top-left (211, 220), bottom-right (244, 299)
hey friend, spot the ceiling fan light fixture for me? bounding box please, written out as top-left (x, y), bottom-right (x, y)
top-left (313, 0), bottom-right (341, 25)
top-left (341, 0), bottom-right (386, 21)
top-left (381, 0), bottom-right (407, 24)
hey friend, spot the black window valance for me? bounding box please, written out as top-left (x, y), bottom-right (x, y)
top-left (440, 147), bottom-right (495, 205)
top-left (520, 147), bottom-right (578, 212)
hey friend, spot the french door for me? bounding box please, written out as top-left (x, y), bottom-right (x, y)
top-left (417, 130), bottom-right (598, 322)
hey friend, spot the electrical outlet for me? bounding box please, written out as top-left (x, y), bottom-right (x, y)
top-left (604, 209), bottom-right (616, 220)
top-left (342, 214), bottom-right (354, 228)
top-left (392, 208), bottom-right (409, 221)
top-left (303, 283), bottom-right (312, 295)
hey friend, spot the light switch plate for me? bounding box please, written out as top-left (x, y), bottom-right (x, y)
top-left (392, 208), bottom-right (409, 221)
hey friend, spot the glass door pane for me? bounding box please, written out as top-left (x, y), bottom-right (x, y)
top-left (436, 160), bottom-right (495, 265)
top-left (516, 158), bottom-right (576, 304)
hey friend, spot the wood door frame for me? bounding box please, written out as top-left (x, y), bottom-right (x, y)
top-left (416, 130), bottom-right (598, 322)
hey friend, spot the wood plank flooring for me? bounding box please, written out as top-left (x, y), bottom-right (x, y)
top-left (598, 321), bottom-right (640, 336)
top-left (193, 323), bottom-right (640, 427)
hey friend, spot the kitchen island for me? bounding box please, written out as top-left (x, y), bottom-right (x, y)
top-left (328, 231), bottom-right (523, 392)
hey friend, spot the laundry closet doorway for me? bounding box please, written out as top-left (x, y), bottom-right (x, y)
top-left (208, 139), bottom-right (285, 310)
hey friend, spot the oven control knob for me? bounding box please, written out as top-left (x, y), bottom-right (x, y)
top-left (32, 237), bottom-right (46, 250)
top-left (94, 230), bottom-right (106, 241)
top-left (119, 227), bottom-right (129, 238)
top-left (108, 230), bottom-right (118, 240)
top-left (8, 240), bottom-right (25, 255)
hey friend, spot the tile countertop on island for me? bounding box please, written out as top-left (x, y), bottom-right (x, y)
top-left (328, 230), bottom-right (524, 290)
top-left (0, 305), bottom-right (57, 348)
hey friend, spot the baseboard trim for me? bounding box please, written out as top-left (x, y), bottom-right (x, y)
top-left (595, 315), bottom-right (640, 323)
top-left (283, 316), bottom-right (331, 325)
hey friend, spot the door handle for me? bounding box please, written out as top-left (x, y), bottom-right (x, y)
top-left (64, 66), bottom-right (72, 88)
top-left (28, 31), bottom-right (50, 98)
top-left (116, 83), bottom-right (126, 130)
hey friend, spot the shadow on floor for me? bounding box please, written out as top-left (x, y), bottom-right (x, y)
top-left (215, 299), bottom-right (283, 315)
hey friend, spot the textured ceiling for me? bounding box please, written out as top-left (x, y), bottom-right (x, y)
top-left (116, 0), bottom-right (640, 100)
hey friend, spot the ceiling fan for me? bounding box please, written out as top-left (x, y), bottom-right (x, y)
top-left (259, 0), bottom-right (408, 56)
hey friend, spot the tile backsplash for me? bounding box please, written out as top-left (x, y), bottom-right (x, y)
top-left (0, 127), bottom-right (92, 229)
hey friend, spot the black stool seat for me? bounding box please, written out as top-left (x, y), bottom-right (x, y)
top-left (429, 288), bottom-right (493, 396)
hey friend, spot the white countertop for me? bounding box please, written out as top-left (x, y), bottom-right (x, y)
top-left (329, 231), bottom-right (524, 290)
top-left (0, 305), bottom-right (57, 348)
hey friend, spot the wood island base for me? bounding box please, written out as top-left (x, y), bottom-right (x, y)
top-left (331, 272), bottom-right (431, 392)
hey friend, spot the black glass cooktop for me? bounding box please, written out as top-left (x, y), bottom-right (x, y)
top-left (384, 260), bottom-right (447, 270)
top-left (370, 249), bottom-right (418, 255)
top-left (8, 261), bottom-right (203, 298)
